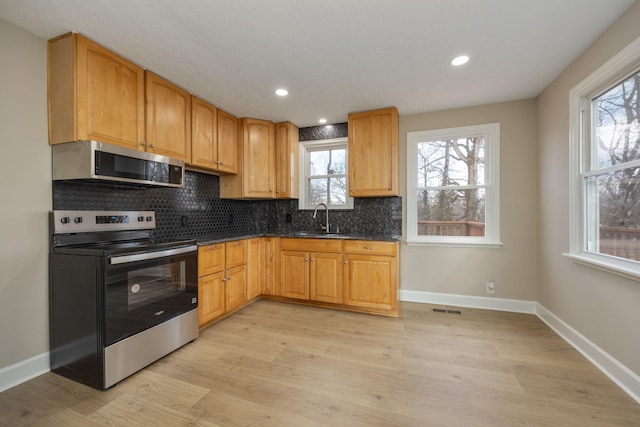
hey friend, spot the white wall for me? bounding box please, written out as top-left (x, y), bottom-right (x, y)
top-left (400, 100), bottom-right (538, 303)
top-left (537, 1), bottom-right (640, 375)
top-left (0, 18), bottom-right (50, 374)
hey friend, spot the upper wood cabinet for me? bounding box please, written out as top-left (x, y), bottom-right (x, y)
top-left (220, 119), bottom-right (300, 199)
top-left (220, 118), bottom-right (276, 198)
top-left (216, 109), bottom-right (239, 174)
top-left (145, 71), bottom-right (191, 161)
top-left (275, 121), bottom-right (299, 199)
top-left (347, 107), bottom-right (399, 197)
top-left (190, 96), bottom-right (238, 174)
top-left (48, 33), bottom-right (145, 149)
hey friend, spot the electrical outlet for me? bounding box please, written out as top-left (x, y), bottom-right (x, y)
top-left (486, 281), bottom-right (495, 294)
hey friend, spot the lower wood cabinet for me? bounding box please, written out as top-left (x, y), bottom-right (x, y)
top-left (310, 252), bottom-right (343, 304)
top-left (197, 239), bottom-right (248, 327)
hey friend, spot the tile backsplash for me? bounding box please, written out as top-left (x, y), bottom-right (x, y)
top-left (52, 123), bottom-right (401, 241)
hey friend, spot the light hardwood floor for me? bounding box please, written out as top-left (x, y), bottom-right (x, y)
top-left (1, 301), bottom-right (639, 426)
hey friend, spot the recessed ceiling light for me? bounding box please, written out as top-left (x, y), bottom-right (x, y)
top-left (319, 118), bottom-right (327, 124)
top-left (451, 55), bottom-right (470, 66)
top-left (275, 88), bottom-right (288, 96)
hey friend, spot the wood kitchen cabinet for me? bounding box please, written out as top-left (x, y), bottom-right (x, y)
top-left (275, 121), bottom-right (299, 199)
top-left (221, 119), bottom-right (299, 199)
top-left (348, 107), bottom-right (399, 197)
top-left (220, 118), bottom-right (275, 198)
top-left (197, 239), bottom-right (248, 327)
top-left (48, 33), bottom-right (145, 149)
top-left (278, 238), bottom-right (343, 303)
top-left (190, 96), bottom-right (238, 174)
top-left (343, 240), bottom-right (398, 313)
top-left (246, 238), bottom-right (262, 300)
top-left (145, 71), bottom-right (191, 161)
top-left (261, 237), bottom-right (278, 296)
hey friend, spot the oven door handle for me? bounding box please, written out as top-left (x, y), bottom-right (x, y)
top-left (109, 245), bottom-right (197, 265)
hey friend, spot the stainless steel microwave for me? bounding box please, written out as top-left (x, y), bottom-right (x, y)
top-left (52, 140), bottom-right (185, 188)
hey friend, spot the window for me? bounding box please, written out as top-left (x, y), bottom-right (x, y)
top-left (406, 123), bottom-right (501, 246)
top-left (299, 138), bottom-right (353, 210)
top-left (568, 36), bottom-right (640, 279)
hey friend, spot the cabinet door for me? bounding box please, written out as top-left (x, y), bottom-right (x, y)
top-left (198, 244), bottom-right (225, 277)
top-left (279, 250), bottom-right (309, 300)
top-left (145, 71), bottom-right (191, 161)
top-left (190, 96), bottom-right (217, 170)
top-left (348, 107), bottom-right (398, 197)
top-left (217, 109), bottom-right (239, 174)
top-left (275, 121), bottom-right (299, 199)
top-left (198, 272), bottom-right (225, 326)
top-left (246, 238), bottom-right (262, 300)
top-left (243, 118), bottom-right (275, 198)
top-left (262, 237), bottom-right (277, 295)
top-left (225, 265), bottom-right (247, 312)
top-left (310, 252), bottom-right (343, 304)
top-left (49, 33), bottom-right (145, 149)
top-left (344, 254), bottom-right (397, 311)
top-left (225, 240), bottom-right (247, 269)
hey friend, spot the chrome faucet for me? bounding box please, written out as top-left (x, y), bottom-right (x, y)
top-left (313, 202), bottom-right (330, 233)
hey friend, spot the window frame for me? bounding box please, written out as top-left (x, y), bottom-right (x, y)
top-left (298, 137), bottom-right (354, 210)
top-left (406, 123), bottom-right (501, 247)
top-left (567, 35), bottom-right (640, 280)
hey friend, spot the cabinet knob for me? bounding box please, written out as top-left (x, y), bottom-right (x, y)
top-left (221, 277), bottom-right (227, 282)
top-left (310, 258), bottom-right (315, 262)
top-left (226, 276), bottom-right (232, 281)
top-left (343, 260), bottom-right (348, 264)
top-left (139, 141), bottom-right (146, 147)
top-left (304, 258), bottom-right (309, 262)
top-left (149, 143), bottom-right (155, 149)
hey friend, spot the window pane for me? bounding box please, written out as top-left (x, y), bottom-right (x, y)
top-left (328, 149), bottom-right (346, 174)
top-left (328, 177), bottom-right (347, 204)
top-left (308, 178), bottom-right (327, 205)
top-left (309, 151), bottom-right (329, 176)
top-left (416, 188), bottom-right (486, 236)
top-left (586, 167), bottom-right (640, 261)
top-left (417, 137), bottom-right (485, 187)
top-left (593, 70), bottom-right (640, 169)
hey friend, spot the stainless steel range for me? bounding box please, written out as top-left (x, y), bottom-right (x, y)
top-left (49, 210), bottom-right (198, 389)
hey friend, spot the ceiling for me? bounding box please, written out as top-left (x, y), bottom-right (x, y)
top-left (0, 0), bottom-right (635, 127)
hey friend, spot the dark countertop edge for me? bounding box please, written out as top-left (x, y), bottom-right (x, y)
top-left (196, 233), bottom-right (401, 246)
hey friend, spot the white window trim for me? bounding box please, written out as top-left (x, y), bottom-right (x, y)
top-left (406, 123), bottom-right (502, 247)
top-left (298, 137), bottom-right (354, 210)
top-left (566, 34), bottom-right (640, 281)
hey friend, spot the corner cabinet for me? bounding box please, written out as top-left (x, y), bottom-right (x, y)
top-left (145, 71), bottom-right (191, 161)
top-left (48, 33), bottom-right (145, 149)
top-left (220, 119), bottom-right (299, 199)
top-left (348, 107), bottom-right (399, 197)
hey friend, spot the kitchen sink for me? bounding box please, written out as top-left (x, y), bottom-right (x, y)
top-left (288, 231), bottom-right (353, 239)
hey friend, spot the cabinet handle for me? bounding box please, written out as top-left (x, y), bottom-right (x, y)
top-left (221, 277), bottom-right (227, 282)
top-left (304, 258), bottom-right (309, 262)
top-left (219, 161), bottom-right (224, 166)
top-left (343, 260), bottom-right (348, 264)
top-left (363, 246), bottom-right (375, 250)
top-left (226, 276), bottom-right (232, 281)
top-left (269, 253), bottom-right (273, 261)
top-left (139, 141), bottom-right (146, 147)
top-left (149, 143), bottom-right (155, 149)
top-left (310, 258), bottom-right (315, 262)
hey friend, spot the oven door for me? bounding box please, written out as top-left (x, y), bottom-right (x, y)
top-left (104, 245), bottom-right (198, 346)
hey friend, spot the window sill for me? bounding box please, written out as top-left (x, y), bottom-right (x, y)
top-left (405, 240), bottom-right (503, 248)
top-left (563, 252), bottom-right (640, 282)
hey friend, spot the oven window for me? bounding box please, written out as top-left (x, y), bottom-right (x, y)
top-left (127, 262), bottom-right (186, 310)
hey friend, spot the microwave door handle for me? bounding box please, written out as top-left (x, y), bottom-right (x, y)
top-left (109, 245), bottom-right (197, 265)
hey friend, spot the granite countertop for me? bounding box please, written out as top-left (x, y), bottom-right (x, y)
top-left (196, 232), bottom-right (401, 246)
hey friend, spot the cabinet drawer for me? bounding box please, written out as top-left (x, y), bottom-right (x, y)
top-left (225, 239), bottom-right (247, 268)
top-left (198, 244), bottom-right (225, 277)
top-left (280, 238), bottom-right (342, 253)
top-left (343, 240), bottom-right (397, 256)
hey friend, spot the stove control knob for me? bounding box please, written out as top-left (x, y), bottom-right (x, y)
top-left (60, 216), bottom-right (70, 224)
top-left (146, 216), bottom-right (153, 222)
top-left (137, 216), bottom-right (144, 222)
top-left (74, 216), bottom-right (83, 224)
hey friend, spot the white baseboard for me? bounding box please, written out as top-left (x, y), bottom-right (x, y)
top-left (0, 352), bottom-right (49, 393)
top-left (536, 303), bottom-right (640, 405)
top-left (399, 289), bottom-right (537, 313)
